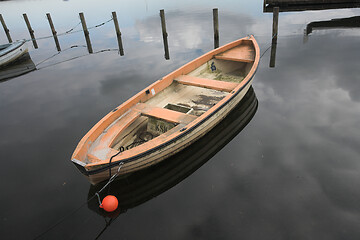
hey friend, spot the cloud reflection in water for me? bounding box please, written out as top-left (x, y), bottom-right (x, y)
top-left (0, 4), bottom-right (360, 239)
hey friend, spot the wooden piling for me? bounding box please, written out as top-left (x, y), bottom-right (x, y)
top-left (213, 8), bottom-right (219, 49)
top-left (112, 11), bottom-right (124, 56)
top-left (23, 13), bottom-right (38, 49)
top-left (0, 14), bottom-right (12, 43)
top-left (270, 7), bottom-right (279, 68)
top-left (160, 9), bottom-right (170, 60)
top-left (46, 13), bottom-right (61, 52)
top-left (272, 7), bottom-right (279, 40)
top-left (303, 29), bottom-right (308, 44)
top-left (79, 12), bottom-right (93, 54)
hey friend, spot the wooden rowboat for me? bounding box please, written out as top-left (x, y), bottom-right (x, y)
top-left (87, 87), bottom-right (258, 218)
top-left (0, 41), bottom-right (28, 67)
top-left (72, 35), bottom-right (260, 185)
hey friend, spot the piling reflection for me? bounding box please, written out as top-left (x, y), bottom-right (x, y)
top-left (87, 86), bottom-right (258, 227)
top-left (46, 13), bottom-right (61, 52)
top-left (269, 7), bottom-right (278, 68)
top-left (23, 13), bottom-right (38, 49)
top-left (213, 8), bottom-right (219, 49)
top-left (79, 12), bottom-right (93, 54)
top-left (160, 9), bottom-right (170, 60)
top-left (112, 11), bottom-right (124, 56)
top-left (0, 14), bottom-right (12, 43)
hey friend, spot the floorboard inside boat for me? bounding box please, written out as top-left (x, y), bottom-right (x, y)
top-left (188, 58), bottom-right (251, 83)
top-left (111, 82), bottom-right (229, 152)
top-left (111, 116), bottom-right (157, 151)
top-left (145, 82), bottom-right (229, 116)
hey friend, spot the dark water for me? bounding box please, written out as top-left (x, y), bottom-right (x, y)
top-left (1, 0), bottom-right (360, 239)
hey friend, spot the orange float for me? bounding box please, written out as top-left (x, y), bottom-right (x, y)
top-left (100, 195), bottom-right (118, 212)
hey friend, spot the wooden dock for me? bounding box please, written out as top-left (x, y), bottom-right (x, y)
top-left (305, 15), bottom-right (360, 35)
top-left (264, 0), bottom-right (360, 12)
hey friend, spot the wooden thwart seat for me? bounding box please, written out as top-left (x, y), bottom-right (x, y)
top-left (174, 75), bottom-right (238, 92)
top-left (134, 103), bottom-right (197, 124)
top-left (215, 44), bottom-right (255, 63)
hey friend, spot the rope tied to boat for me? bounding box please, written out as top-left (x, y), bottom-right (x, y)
top-left (95, 192), bottom-right (102, 207)
top-left (35, 44), bottom-right (87, 67)
top-left (95, 161), bottom-right (124, 206)
top-left (108, 146), bottom-right (125, 177)
top-left (260, 32), bottom-right (278, 59)
top-left (33, 159), bottom-right (124, 240)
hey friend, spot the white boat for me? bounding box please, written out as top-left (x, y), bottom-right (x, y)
top-left (0, 52), bottom-right (36, 82)
top-left (0, 41), bottom-right (28, 67)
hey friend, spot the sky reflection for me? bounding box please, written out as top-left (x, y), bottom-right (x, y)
top-left (0, 1), bottom-right (360, 239)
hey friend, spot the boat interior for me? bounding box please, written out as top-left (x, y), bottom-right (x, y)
top-left (84, 40), bottom-right (256, 163)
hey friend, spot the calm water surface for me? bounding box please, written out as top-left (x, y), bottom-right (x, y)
top-left (1, 0), bottom-right (360, 239)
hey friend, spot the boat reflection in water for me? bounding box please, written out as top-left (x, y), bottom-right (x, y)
top-left (87, 86), bottom-right (258, 223)
top-left (0, 52), bottom-right (36, 82)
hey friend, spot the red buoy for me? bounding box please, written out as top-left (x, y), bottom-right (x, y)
top-left (100, 195), bottom-right (118, 212)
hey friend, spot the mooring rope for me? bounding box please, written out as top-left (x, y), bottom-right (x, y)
top-left (22, 16), bottom-right (114, 44)
top-left (35, 44), bottom-right (87, 67)
top-left (33, 159), bottom-right (124, 240)
top-left (260, 32), bottom-right (278, 59)
top-left (108, 147), bottom-right (125, 178)
top-left (35, 48), bottom-right (120, 70)
top-left (64, 21), bottom-right (82, 34)
top-left (88, 17), bottom-right (114, 30)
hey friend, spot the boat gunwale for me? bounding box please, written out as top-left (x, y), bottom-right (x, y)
top-left (72, 35), bottom-right (260, 175)
top-left (0, 41), bottom-right (26, 58)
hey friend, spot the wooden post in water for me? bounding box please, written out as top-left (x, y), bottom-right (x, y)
top-left (46, 13), bottom-right (61, 52)
top-left (79, 12), bottom-right (93, 54)
top-left (263, 0), bottom-right (267, 12)
top-left (160, 9), bottom-right (170, 60)
top-left (213, 8), bottom-right (219, 49)
top-left (0, 14), bottom-right (12, 43)
top-left (112, 11), bottom-right (124, 56)
top-left (23, 13), bottom-right (38, 49)
top-left (303, 29), bottom-right (308, 44)
top-left (270, 7), bottom-right (279, 68)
